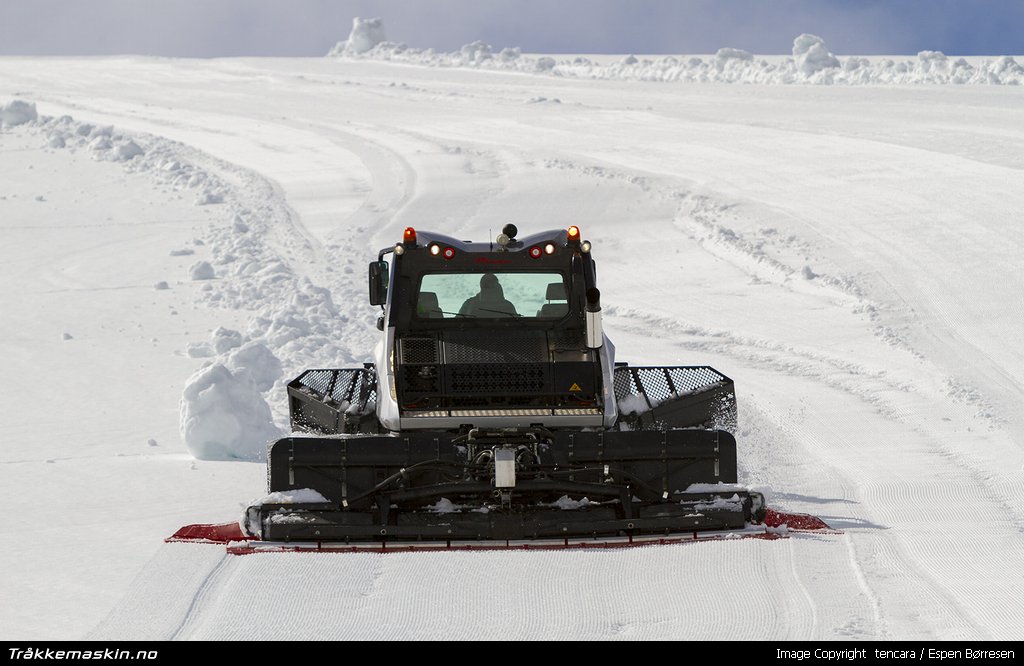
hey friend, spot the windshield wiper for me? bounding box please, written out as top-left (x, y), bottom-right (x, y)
top-left (476, 308), bottom-right (521, 317)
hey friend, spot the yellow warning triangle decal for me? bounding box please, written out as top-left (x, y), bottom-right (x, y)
top-left (569, 382), bottom-right (582, 392)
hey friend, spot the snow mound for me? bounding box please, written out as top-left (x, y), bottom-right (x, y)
top-left (225, 341), bottom-right (282, 392)
top-left (792, 34), bottom-right (840, 77)
top-left (0, 100), bottom-right (37, 127)
top-left (179, 363), bottom-right (282, 462)
top-left (329, 17), bottom-right (386, 56)
top-left (211, 326), bottom-right (243, 354)
top-left (716, 48), bottom-right (753, 62)
top-left (326, 18), bottom-right (1024, 86)
top-left (189, 260), bottom-right (215, 280)
top-left (112, 140), bottom-right (144, 161)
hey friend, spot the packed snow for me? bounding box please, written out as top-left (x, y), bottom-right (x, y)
top-left (2, 22), bottom-right (1024, 640)
top-left (250, 488), bottom-right (329, 505)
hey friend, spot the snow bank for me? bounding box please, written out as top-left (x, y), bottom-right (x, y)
top-left (328, 17), bottom-right (386, 56)
top-left (211, 326), bottom-right (243, 354)
top-left (0, 100), bottom-right (38, 127)
top-left (793, 34), bottom-right (840, 77)
top-left (225, 341), bottom-right (282, 392)
top-left (12, 105), bottom-right (365, 461)
top-left (327, 20), bottom-right (1024, 86)
top-left (179, 363), bottom-right (283, 461)
top-left (189, 260), bottom-right (215, 280)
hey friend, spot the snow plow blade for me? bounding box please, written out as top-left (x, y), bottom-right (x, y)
top-left (247, 428), bottom-right (765, 543)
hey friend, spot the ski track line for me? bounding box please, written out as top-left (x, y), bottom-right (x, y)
top-left (169, 552), bottom-right (235, 641)
top-left (758, 377), bottom-right (1013, 639)
top-left (540, 155), bottom-right (864, 306)
top-left (284, 119), bottom-right (418, 247)
top-left (86, 545), bottom-right (228, 640)
top-left (843, 533), bottom-right (885, 637)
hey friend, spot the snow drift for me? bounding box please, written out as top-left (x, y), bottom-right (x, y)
top-left (0, 99), bottom-right (37, 127)
top-left (328, 17), bottom-right (387, 56)
top-left (327, 18), bottom-right (1024, 86)
top-left (179, 362), bottom-right (282, 461)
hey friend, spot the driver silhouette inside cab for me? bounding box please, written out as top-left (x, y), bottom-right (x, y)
top-left (458, 273), bottom-right (519, 318)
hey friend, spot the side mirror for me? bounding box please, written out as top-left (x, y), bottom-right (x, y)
top-left (368, 260), bottom-right (389, 306)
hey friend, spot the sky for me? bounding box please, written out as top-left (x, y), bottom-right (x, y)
top-left (0, 0), bottom-right (1021, 57)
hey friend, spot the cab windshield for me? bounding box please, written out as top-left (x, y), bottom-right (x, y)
top-left (416, 272), bottom-right (568, 319)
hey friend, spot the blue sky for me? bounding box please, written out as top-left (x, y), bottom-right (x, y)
top-left (1, 0), bottom-right (1021, 57)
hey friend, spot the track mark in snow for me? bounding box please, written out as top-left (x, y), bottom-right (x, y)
top-left (843, 534), bottom-right (884, 637)
top-left (169, 553), bottom-right (234, 640)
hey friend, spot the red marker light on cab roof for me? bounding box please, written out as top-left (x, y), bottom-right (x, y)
top-left (529, 246), bottom-right (542, 259)
top-left (443, 246), bottom-right (456, 260)
top-left (403, 227), bottom-right (417, 245)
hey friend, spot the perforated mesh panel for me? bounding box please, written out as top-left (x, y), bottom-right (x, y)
top-left (613, 366), bottom-right (638, 398)
top-left (444, 331), bottom-right (548, 364)
top-left (635, 368), bottom-right (672, 403)
top-left (668, 367), bottom-right (726, 393)
top-left (613, 366), bottom-right (726, 402)
top-left (296, 367), bottom-right (377, 406)
top-left (403, 364), bottom-right (440, 393)
top-left (400, 337), bottom-right (439, 365)
top-left (449, 364), bottom-right (546, 394)
top-left (299, 369), bottom-right (335, 397)
top-left (551, 329), bottom-right (586, 351)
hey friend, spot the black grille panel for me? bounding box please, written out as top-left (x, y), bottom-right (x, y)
top-left (448, 363), bottom-right (547, 394)
top-left (403, 365), bottom-right (440, 393)
top-left (443, 331), bottom-right (548, 364)
top-left (400, 337), bottom-right (439, 365)
top-left (551, 329), bottom-right (586, 351)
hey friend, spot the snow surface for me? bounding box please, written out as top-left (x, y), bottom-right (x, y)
top-left (2, 38), bottom-right (1024, 640)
